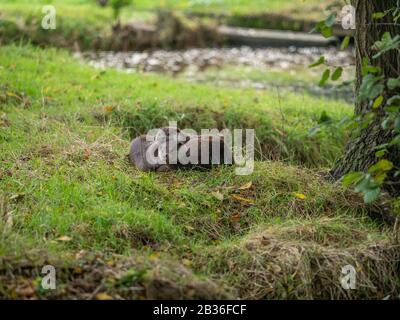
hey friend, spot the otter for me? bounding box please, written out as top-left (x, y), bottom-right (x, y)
top-left (129, 128), bottom-right (233, 172)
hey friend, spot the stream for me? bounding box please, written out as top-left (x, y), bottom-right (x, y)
top-left (75, 46), bottom-right (355, 102)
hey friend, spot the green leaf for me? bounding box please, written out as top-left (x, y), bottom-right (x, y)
top-left (373, 32), bottom-right (400, 58)
top-left (321, 26), bottom-right (333, 38)
top-left (361, 57), bottom-right (381, 76)
top-left (309, 56), bottom-right (325, 68)
top-left (355, 176), bottom-right (377, 193)
top-left (318, 69), bottom-right (330, 87)
top-left (372, 95), bottom-right (384, 109)
top-left (325, 12), bottom-right (337, 27)
top-left (357, 74), bottom-right (384, 102)
top-left (368, 159), bottom-right (394, 173)
top-left (372, 12), bottom-right (387, 19)
top-left (395, 117), bottom-right (400, 132)
top-left (363, 187), bottom-right (381, 204)
top-left (343, 172), bottom-right (364, 186)
top-left (388, 77), bottom-right (400, 90)
top-left (375, 149), bottom-right (386, 158)
top-left (331, 67), bottom-right (343, 81)
top-left (387, 95), bottom-right (400, 105)
top-left (340, 36), bottom-right (351, 50)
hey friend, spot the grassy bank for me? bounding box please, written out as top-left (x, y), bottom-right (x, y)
top-left (0, 0), bottom-right (343, 51)
top-left (1, 44), bottom-right (399, 299)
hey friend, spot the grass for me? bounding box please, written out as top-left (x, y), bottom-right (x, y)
top-left (0, 0), bottom-right (343, 51)
top-left (1, 0), bottom-right (332, 16)
top-left (0, 44), bottom-right (399, 299)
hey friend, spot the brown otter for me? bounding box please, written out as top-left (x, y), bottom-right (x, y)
top-left (129, 128), bottom-right (233, 172)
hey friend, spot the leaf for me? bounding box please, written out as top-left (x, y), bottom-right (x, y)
top-left (182, 259), bottom-right (192, 267)
top-left (321, 26), bottom-right (333, 38)
top-left (342, 172), bottom-right (364, 186)
top-left (372, 12), bottom-right (387, 19)
top-left (292, 192), bottom-right (307, 200)
top-left (388, 77), bottom-right (400, 90)
top-left (57, 236), bottom-right (72, 242)
top-left (387, 95), bottom-right (400, 105)
top-left (375, 149), bottom-right (386, 158)
top-left (361, 58), bottom-right (380, 76)
top-left (104, 105), bottom-right (114, 112)
top-left (331, 67), bottom-right (343, 81)
top-left (318, 69), bottom-right (330, 87)
top-left (340, 36), bottom-right (351, 50)
top-left (238, 181), bottom-right (252, 190)
top-left (394, 117), bottom-right (400, 132)
top-left (372, 95), bottom-right (384, 109)
top-left (368, 159), bottom-right (394, 173)
top-left (148, 252), bottom-right (161, 261)
top-left (325, 12), bottom-right (337, 27)
top-left (229, 213), bottom-right (241, 222)
top-left (309, 56), bottom-right (325, 68)
top-left (373, 32), bottom-right (400, 58)
top-left (357, 74), bottom-right (384, 102)
top-left (231, 194), bottom-right (254, 204)
top-left (211, 191), bottom-right (224, 201)
top-left (363, 188), bottom-right (381, 204)
top-left (96, 293), bottom-right (113, 300)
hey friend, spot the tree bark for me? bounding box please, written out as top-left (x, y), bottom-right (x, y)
top-left (331, 0), bottom-right (400, 195)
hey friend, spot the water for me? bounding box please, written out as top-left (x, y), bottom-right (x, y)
top-left (75, 46), bottom-right (355, 102)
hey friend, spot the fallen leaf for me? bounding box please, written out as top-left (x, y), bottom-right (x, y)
top-left (293, 192), bottom-right (307, 200)
top-left (73, 266), bottom-right (83, 274)
top-left (57, 236), bottom-right (72, 242)
top-left (238, 181), bottom-right (252, 190)
top-left (10, 194), bottom-right (24, 201)
top-left (148, 252), bottom-right (161, 261)
top-left (104, 105), bottom-right (114, 112)
top-left (229, 213), bottom-right (241, 222)
top-left (184, 225), bottom-right (195, 232)
top-left (96, 293), bottom-right (113, 300)
top-left (83, 148), bottom-right (91, 159)
top-left (4, 211), bottom-right (13, 229)
top-left (182, 259), bottom-right (192, 267)
top-left (16, 285), bottom-right (35, 297)
top-left (212, 191), bottom-right (224, 201)
top-left (231, 194), bottom-right (254, 204)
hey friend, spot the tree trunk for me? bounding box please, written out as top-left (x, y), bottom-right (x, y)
top-left (331, 0), bottom-right (400, 195)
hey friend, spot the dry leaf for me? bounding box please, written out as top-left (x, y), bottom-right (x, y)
top-left (238, 181), bottom-right (252, 190)
top-left (293, 192), bottom-right (307, 200)
top-left (212, 191), bottom-right (224, 201)
top-left (83, 148), bottom-right (91, 159)
top-left (149, 252), bottom-right (161, 261)
top-left (96, 292), bottom-right (113, 300)
top-left (231, 194), bottom-right (254, 204)
top-left (104, 105), bottom-right (114, 112)
top-left (182, 259), bottom-right (192, 267)
top-left (184, 225), bottom-right (195, 232)
top-left (229, 213), bottom-right (241, 222)
top-left (4, 211), bottom-right (13, 229)
top-left (10, 194), bottom-right (24, 201)
top-left (57, 236), bottom-right (72, 242)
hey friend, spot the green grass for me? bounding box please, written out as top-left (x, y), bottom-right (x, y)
top-left (0, 0), bottom-right (341, 50)
top-left (0, 44), bottom-right (399, 299)
top-left (1, 0), bottom-right (331, 16)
